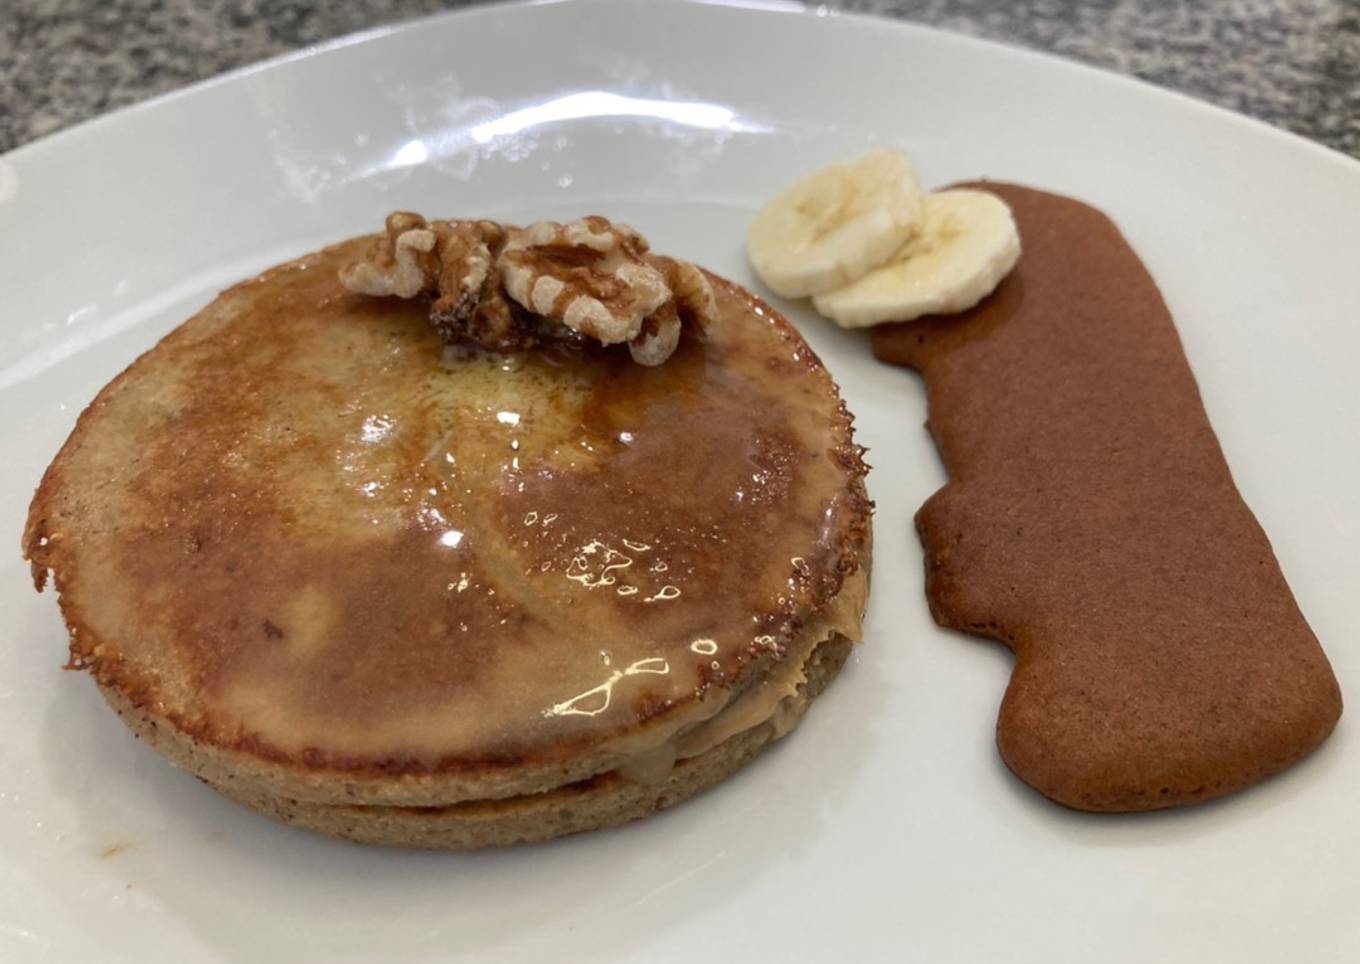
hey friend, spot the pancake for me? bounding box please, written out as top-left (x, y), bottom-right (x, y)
top-left (23, 235), bottom-right (872, 848)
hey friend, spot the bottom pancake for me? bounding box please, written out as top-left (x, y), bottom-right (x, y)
top-left (99, 635), bottom-right (853, 849)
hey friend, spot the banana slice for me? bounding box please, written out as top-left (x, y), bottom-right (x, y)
top-left (812, 189), bottom-right (1021, 327)
top-left (747, 148), bottom-right (924, 298)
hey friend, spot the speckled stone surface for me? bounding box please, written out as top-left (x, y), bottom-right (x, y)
top-left (2, 0), bottom-right (1358, 158)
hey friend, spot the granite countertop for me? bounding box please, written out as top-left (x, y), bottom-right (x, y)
top-left (2, 0), bottom-right (1358, 158)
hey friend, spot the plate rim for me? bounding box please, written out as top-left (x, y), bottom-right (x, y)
top-left (4, 0), bottom-right (1359, 177)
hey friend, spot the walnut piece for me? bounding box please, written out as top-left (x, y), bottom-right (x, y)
top-left (340, 213), bottom-right (717, 366)
top-left (338, 212), bottom-right (436, 299)
top-left (499, 217), bottom-right (668, 344)
top-left (339, 213), bottom-right (537, 352)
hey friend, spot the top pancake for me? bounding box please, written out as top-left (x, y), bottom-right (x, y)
top-left (24, 237), bottom-right (869, 800)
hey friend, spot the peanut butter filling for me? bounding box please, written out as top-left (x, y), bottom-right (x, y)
top-left (612, 562), bottom-right (867, 786)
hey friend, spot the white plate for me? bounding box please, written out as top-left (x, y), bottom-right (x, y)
top-left (2, 1), bottom-right (1358, 961)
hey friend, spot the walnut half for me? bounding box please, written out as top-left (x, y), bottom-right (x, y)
top-left (339, 213), bottom-right (537, 352)
top-left (339, 213), bottom-right (717, 366)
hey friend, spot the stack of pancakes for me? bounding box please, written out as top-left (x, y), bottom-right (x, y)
top-left (23, 236), bottom-right (872, 848)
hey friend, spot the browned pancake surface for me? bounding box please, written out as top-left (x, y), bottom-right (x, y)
top-left (25, 239), bottom-right (868, 786)
top-left (874, 182), bottom-right (1341, 811)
